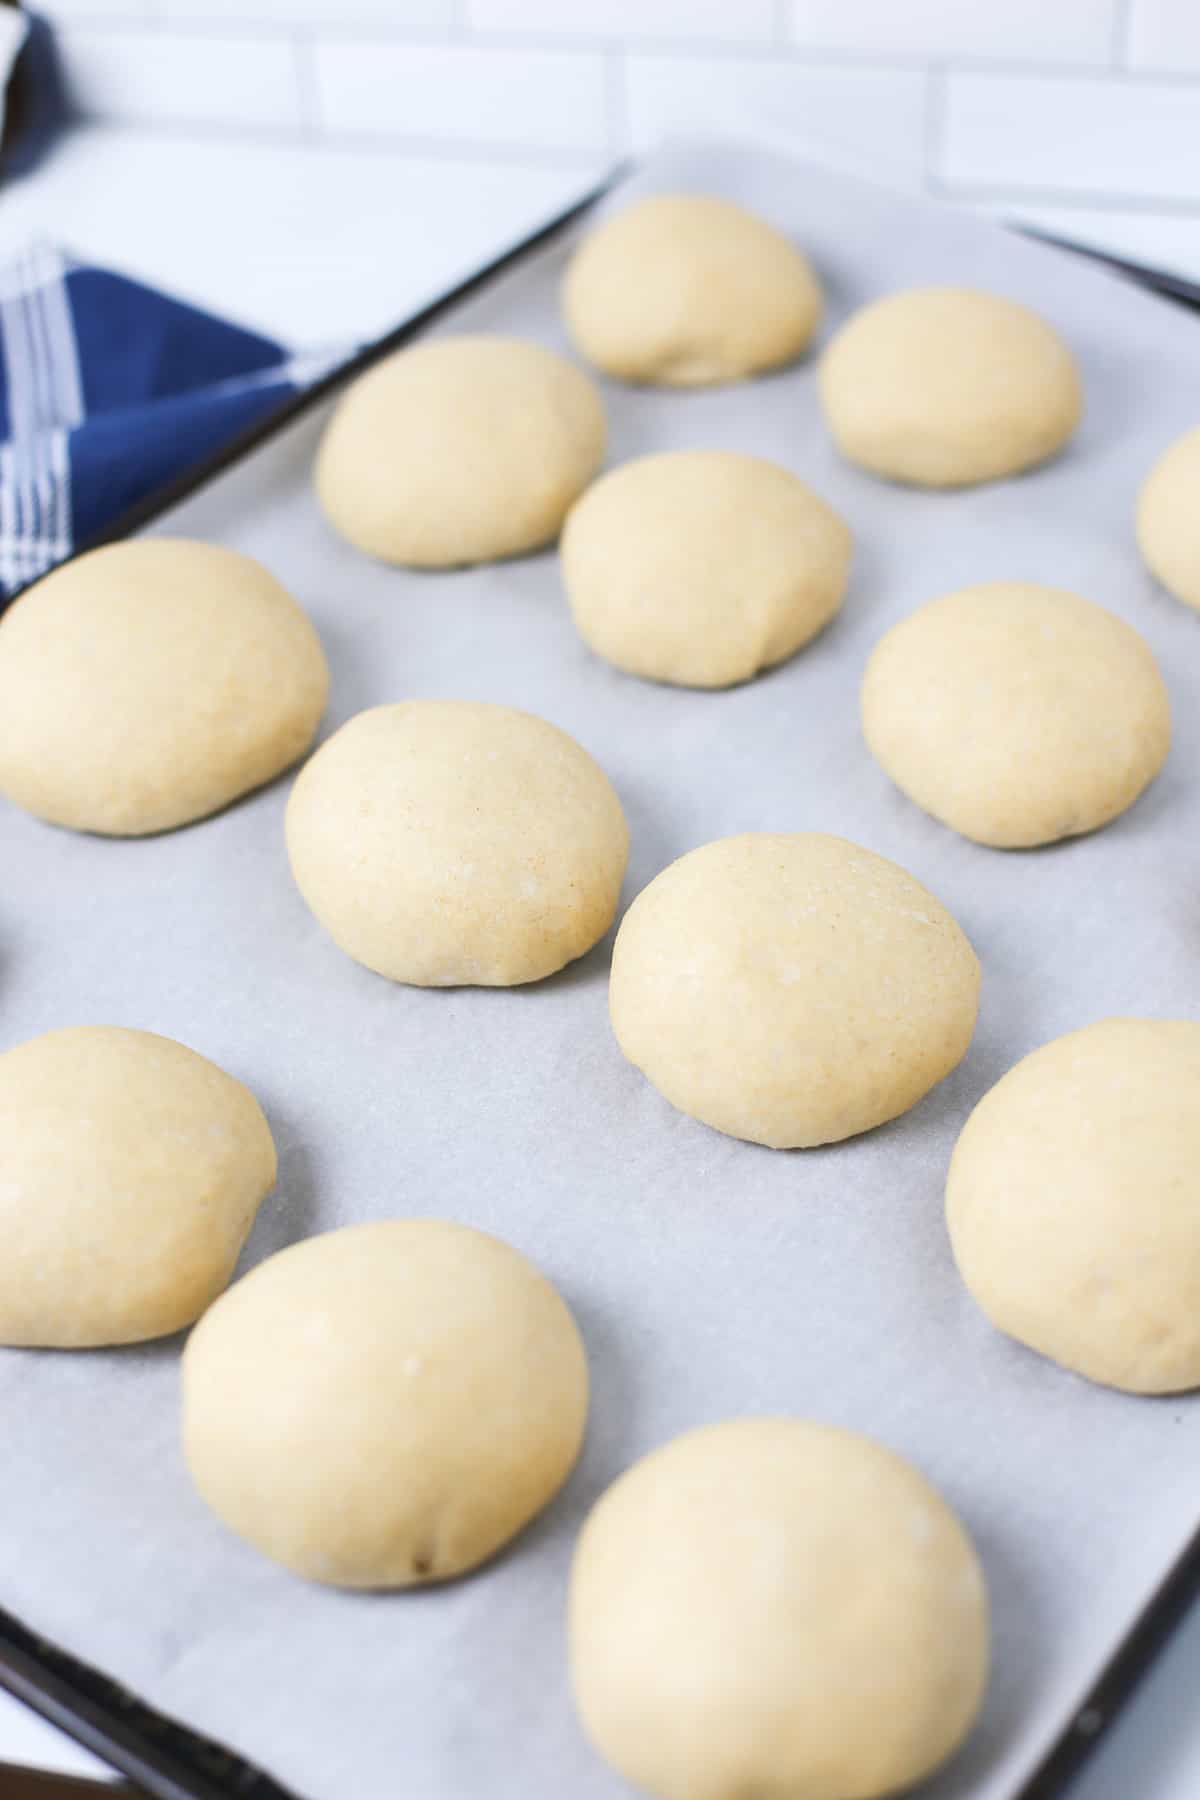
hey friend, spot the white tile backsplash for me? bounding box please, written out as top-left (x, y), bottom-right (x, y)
top-left (35, 0), bottom-right (156, 15)
top-left (312, 40), bottom-right (608, 151)
top-left (626, 53), bottom-right (928, 185)
top-left (467, 0), bottom-right (775, 42)
top-left (787, 0), bottom-right (1117, 64)
top-left (942, 71), bottom-right (1200, 201)
top-left (56, 27), bottom-right (305, 129)
top-left (1128, 0), bottom-right (1200, 71)
top-left (28, 0), bottom-right (1200, 284)
top-left (157, 0), bottom-right (454, 22)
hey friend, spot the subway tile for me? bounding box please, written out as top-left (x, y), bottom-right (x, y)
top-left (56, 27), bottom-right (304, 127)
top-left (625, 53), bottom-right (928, 187)
top-left (312, 40), bottom-right (609, 150)
top-left (942, 71), bottom-right (1200, 200)
top-left (467, 0), bottom-right (774, 42)
top-left (1128, 0), bottom-right (1200, 71)
top-left (34, 0), bottom-right (156, 15)
top-left (157, 0), bottom-right (453, 24)
top-left (787, 0), bottom-right (1116, 63)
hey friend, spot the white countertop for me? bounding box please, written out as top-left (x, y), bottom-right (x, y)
top-left (1, 119), bottom-right (1197, 1800)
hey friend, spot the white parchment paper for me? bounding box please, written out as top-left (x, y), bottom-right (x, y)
top-left (2, 141), bottom-right (1199, 1800)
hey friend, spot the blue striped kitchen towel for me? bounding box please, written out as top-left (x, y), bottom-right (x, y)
top-left (0, 244), bottom-right (336, 599)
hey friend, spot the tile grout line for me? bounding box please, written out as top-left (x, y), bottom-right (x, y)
top-left (291, 29), bottom-right (321, 140)
top-left (928, 176), bottom-right (1200, 220)
top-left (1112, 0), bottom-right (1135, 68)
top-left (922, 63), bottom-right (946, 195)
top-left (603, 44), bottom-right (629, 155)
top-left (44, 15), bottom-right (1196, 81)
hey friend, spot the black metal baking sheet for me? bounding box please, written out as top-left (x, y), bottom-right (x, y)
top-left (1, 146), bottom-right (1198, 1800)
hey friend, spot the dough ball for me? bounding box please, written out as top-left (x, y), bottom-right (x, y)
top-left (1137, 426), bottom-right (1200, 609)
top-left (0, 539), bottom-right (329, 836)
top-left (182, 1219), bottom-right (588, 1587)
top-left (0, 1027), bottom-right (276, 1348)
top-left (562, 194), bottom-right (822, 387)
top-left (569, 1418), bottom-right (989, 1800)
top-left (315, 335), bottom-right (605, 566)
top-left (286, 700), bottom-right (629, 986)
top-left (862, 582), bottom-right (1170, 848)
top-left (561, 451), bottom-right (852, 689)
top-left (609, 833), bottom-right (979, 1148)
top-left (947, 1018), bottom-right (1200, 1394)
top-left (818, 287), bottom-right (1082, 487)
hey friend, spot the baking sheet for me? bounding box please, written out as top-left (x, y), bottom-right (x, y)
top-left (2, 138), bottom-right (1199, 1800)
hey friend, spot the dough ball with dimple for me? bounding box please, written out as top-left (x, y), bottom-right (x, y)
top-left (609, 833), bottom-right (979, 1149)
top-left (1137, 426), bottom-right (1200, 610)
top-left (0, 1027), bottom-right (276, 1348)
top-left (948, 1019), bottom-right (1200, 1395)
top-left (569, 1418), bottom-right (989, 1800)
top-left (182, 1219), bottom-right (588, 1587)
top-left (315, 335), bottom-right (605, 567)
top-left (286, 700), bottom-right (629, 987)
top-left (561, 451), bottom-right (852, 689)
top-left (563, 194), bottom-right (822, 387)
top-left (0, 539), bottom-right (329, 835)
top-left (862, 583), bottom-right (1170, 849)
top-left (819, 287), bottom-right (1082, 487)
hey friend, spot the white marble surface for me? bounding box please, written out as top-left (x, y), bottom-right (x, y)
top-left (0, 119), bottom-right (1197, 1800)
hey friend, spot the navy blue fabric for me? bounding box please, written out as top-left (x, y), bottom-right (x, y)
top-left (70, 269), bottom-right (285, 412)
top-left (1, 13), bottom-right (72, 181)
top-left (0, 248), bottom-right (311, 600)
top-left (68, 380), bottom-right (294, 550)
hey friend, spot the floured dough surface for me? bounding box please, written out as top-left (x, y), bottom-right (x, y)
top-left (0, 538), bottom-right (329, 835)
top-left (561, 450), bottom-right (851, 688)
top-left (0, 1026), bottom-right (276, 1347)
top-left (819, 286), bottom-right (1082, 486)
top-left (1137, 425), bottom-right (1200, 610)
top-left (315, 334), bottom-right (605, 566)
top-left (862, 582), bottom-right (1170, 848)
top-left (947, 1018), bottom-right (1200, 1394)
top-left (609, 832), bottom-right (979, 1148)
top-left (569, 1418), bottom-right (989, 1800)
top-left (286, 700), bottom-right (629, 986)
top-left (563, 194), bottom-right (822, 387)
top-left (182, 1219), bottom-right (589, 1587)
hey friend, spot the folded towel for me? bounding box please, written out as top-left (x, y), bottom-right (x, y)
top-left (0, 245), bottom-right (336, 599)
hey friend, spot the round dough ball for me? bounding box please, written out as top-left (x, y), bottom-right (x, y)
top-left (0, 1026), bottom-right (276, 1348)
top-left (609, 833), bottom-right (979, 1148)
top-left (562, 194), bottom-right (822, 387)
top-left (286, 700), bottom-right (629, 986)
top-left (183, 1219), bottom-right (588, 1586)
top-left (1137, 426), bottom-right (1200, 609)
top-left (862, 582), bottom-right (1170, 848)
top-left (0, 539), bottom-right (329, 836)
top-left (569, 1418), bottom-right (989, 1800)
top-left (561, 451), bottom-right (852, 689)
top-left (947, 1018), bottom-right (1200, 1394)
top-left (315, 335), bottom-right (605, 566)
top-left (818, 287), bottom-right (1082, 487)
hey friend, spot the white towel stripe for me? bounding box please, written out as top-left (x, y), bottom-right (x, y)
top-left (0, 244), bottom-right (322, 594)
top-left (0, 248), bottom-right (83, 589)
top-left (39, 250), bottom-right (84, 430)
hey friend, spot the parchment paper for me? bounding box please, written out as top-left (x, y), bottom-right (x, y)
top-left (2, 140), bottom-right (1199, 1800)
